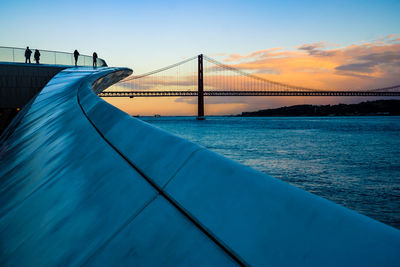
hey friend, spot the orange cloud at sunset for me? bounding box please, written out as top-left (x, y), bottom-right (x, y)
top-left (103, 35), bottom-right (400, 116)
top-left (226, 35), bottom-right (400, 90)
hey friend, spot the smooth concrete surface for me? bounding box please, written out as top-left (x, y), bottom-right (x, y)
top-left (0, 67), bottom-right (233, 266)
top-left (0, 62), bottom-right (67, 108)
top-left (0, 65), bottom-right (400, 266)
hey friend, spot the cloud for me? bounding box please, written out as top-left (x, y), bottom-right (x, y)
top-left (220, 35), bottom-right (400, 90)
top-left (334, 70), bottom-right (374, 79)
top-left (374, 34), bottom-right (400, 43)
top-left (255, 69), bottom-right (281, 75)
top-left (225, 54), bottom-right (243, 61)
top-left (224, 47), bottom-right (285, 62)
top-left (334, 47), bottom-right (400, 77)
top-left (357, 51), bottom-right (400, 63)
top-left (335, 62), bottom-right (376, 73)
top-left (389, 37), bottom-right (400, 43)
top-left (298, 41), bottom-right (326, 51)
top-left (297, 41), bottom-right (337, 57)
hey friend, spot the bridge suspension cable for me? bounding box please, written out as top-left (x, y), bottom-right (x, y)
top-left (108, 56), bottom-right (198, 92)
top-left (104, 54), bottom-right (400, 95)
top-left (202, 55), bottom-right (319, 92)
top-left (121, 56), bottom-right (198, 81)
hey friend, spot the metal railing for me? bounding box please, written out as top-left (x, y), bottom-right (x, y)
top-left (0, 46), bottom-right (107, 67)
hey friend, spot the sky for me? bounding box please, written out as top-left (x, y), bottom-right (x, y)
top-left (1, 0), bottom-right (399, 115)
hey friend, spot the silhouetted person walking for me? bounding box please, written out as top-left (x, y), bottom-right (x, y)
top-left (25, 46), bottom-right (32, 63)
top-left (93, 52), bottom-right (98, 68)
top-left (74, 50), bottom-right (79, 66)
top-left (34, 49), bottom-right (40, 64)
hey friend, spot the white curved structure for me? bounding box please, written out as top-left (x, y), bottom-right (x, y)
top-left (0, 67), bottom-right (399, 266)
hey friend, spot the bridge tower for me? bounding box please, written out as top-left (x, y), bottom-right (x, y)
top-left (197, 54), bottom-right (205, 120)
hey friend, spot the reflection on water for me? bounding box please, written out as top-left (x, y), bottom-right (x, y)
top-left (141, 116), bottom-right (400, 229)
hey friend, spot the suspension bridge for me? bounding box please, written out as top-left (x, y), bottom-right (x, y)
top-left (99, 54), bottom-right (400, 119)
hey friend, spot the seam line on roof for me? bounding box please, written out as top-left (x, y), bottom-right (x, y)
top-left (162, 147), bottom-right (204, 189)
top-left (77, 74), bottom-right (247, 266)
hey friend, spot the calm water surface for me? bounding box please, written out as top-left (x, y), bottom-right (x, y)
top-left (141, 116), bottom-right (400, 229)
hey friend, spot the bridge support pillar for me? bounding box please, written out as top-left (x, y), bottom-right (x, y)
top-left (197, 54), bottom-right (205, 120)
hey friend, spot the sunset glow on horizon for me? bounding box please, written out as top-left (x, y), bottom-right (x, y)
top-left (1, 0), bottom-right (399, 115)
top-left (105, 35), bottom-right (400, 116)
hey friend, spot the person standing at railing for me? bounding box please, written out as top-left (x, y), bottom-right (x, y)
top-left (74, 49), bottom-right (79, 66)
top-left (25, 46), bottom-right (32, 63)
top-left (34, 49), bottom-right (40, 64)
top-left (92, 52), bottom-right (98, 68)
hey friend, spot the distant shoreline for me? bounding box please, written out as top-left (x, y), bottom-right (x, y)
top-left (133, 100), bottom-right (400, 118)
top-left (136, 114), bottom-right (400, 118)
top-left (238, 100), bottom-right (400, 117)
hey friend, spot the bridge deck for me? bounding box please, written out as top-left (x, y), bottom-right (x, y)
top-left (99, 90), bottom-right (400, 97)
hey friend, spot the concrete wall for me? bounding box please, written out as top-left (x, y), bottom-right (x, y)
top-left (0, 63), bottom-right (66, 108)
top-left (0, 66), bottom-right (399, 266)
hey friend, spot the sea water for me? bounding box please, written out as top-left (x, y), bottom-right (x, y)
top-left (141, 116), bottom-right (400, 229)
